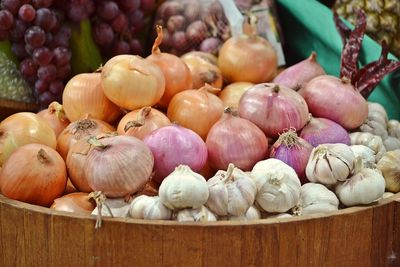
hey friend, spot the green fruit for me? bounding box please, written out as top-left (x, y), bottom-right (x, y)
top-left (0, 41), bottom-right (18, 65)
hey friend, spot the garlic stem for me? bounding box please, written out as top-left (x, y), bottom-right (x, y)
top-left (222, 163), bottom-right (235, 182)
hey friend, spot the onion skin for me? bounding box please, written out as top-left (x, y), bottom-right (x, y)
top-left (0, 112), bottom-right (57, 166)
top-left (0, 144), bottom-right (67, 207)
top-left (299, 75), bottom-right (368, 130)
top-left (218, 35), bottom-right (277, 83)
top-left (206, 109), bottom-right (269, 171)
top-left (239, 83), bottom-right (309, 137)
top-left (218, 82), bottom-right (254, 109)
top-left (101, 55), bottom-right (165, 110)
top-left (62, 73), bottom-right (122, 124)
top-left (84, 135), bottom-right (154, 198)
top-left (117, 107), bottom-right (171, 140)
top-left (300, 117), bottom-right (351, 147)
top-left (51, 192), bottom-right (96, 215)
top-left (143, 124), bottom-right (208, 184)
top-left (37, 102), bottom-right (70, 137)
top-left (273, 52), bottom-right (325, 91)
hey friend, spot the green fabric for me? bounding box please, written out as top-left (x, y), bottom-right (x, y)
top-left (276, 0), bottom-right (400, 119)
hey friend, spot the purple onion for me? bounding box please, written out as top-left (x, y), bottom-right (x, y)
top-left (143, 124), bottom-right (207, 184)
top-left (273, 52), bottom-right (325, 91)
top-left (300, 117), bottom-right (351, 147)
top-left (270, 129), bottom-right (313, 184)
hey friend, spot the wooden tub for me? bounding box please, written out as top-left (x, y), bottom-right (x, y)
top-left (0, 193), bottom-right (399, 267)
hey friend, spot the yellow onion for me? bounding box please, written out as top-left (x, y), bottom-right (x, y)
top-left (51, 192), bottom-right (96, 215)
top-left (218, 82), bottom-right (253, 109)
top-left (37, 101), bottom-right (70, 137)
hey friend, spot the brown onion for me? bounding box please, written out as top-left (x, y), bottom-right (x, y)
top-left (117, 106), bottom-right (171, 140)
top-left (64, 178), bottom-right (78, 194)
top-left (84, 135), bottom-right (154, 198)
top-left (57, 117), bottom-right (115, 160)
top-left (218, 82), bottom-right (254, 109)
top-left (0, 144), bottom-right (67, 207)
top-left (206, 108), bottom-right (269, 171)
top-left (146, 25), bottom-right (193, 109)
top-left (37, 101), bottom-right (70, 137)
top-left (0, 112), bottom-right (57, 166)
top-left (218, 34), bottom-right (277, 83)
top-left (62, 72), bottom-right (122, 123)
top-left (50, 192), bottom-right (96, 215)
top-left (167, 84), bottom-right (224, 140)
top-left (239, 83), bottom-right (309, 137)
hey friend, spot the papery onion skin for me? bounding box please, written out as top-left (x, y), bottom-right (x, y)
top-left (101, 55), bottom-right (165, 110)
top-left (167, 85), bottom-right (224, 140)
top-left (143, 124), bottom-right (208, 184)
top-left (218, 82), bottom-right (254, 109)
top-left (50, 192), bottom-right (96, 215)
top-left (239, 83), bottom-right (309, 137)
top-left (0, 112), bottom-right (57, 166)
top-left (218, 35), bottom-right (277, 83)
top-left (37, 102), bottom-right (70, 137)
top-left (206, 109), bottom-right (269, 171)
top-left (299, 75), bottom-right (368, 130)
top-left (299, 117), bottom-right (351, 147)
top-left (273, 52), bottom-right (325, 91)
top-left (117, 107), bottom-right (171, 140)
top-left (57, 118), bottom-right (115, 160)
top-left (84, 135), bottom-right (154, 198)
top-left (63, 73), bottom-right (122, 124)
top-left (0, 144), bottom-right (67, 207)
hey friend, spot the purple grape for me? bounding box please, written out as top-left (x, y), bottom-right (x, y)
top-left (172, 31), bottom-right (188, 51)
top-left (18, 4), bottom-right (36, 22)
top-left (20, 58), bottom-right (38, 78)
top-left (1, 0), bottom-right (21, 15)
top-left (0, 29), bottom-right (9, 41)
top-left (57, 64), bottom-right (71, 80)
top-left (128, 9), bottom-right (144, 33)
top-left (45, 32), bottom-right (53, 45)
top-left (25, 43), bottom-right (35, 55)
top-left (35, 79), bottom-right (49, 94)
top-left (53, 47), bottom-right (71, 67)
top-left (160, 29), bottom-right (172, 47)
top-left (167, 15), bottom-right (186, 33)
top-left (51, 30), bottom-right (70, 48)
top-left (186, 20), bottom-right (207, 43)
top-left (35, 8), bottom-right (57, 31)
top-left (39, 91), bottom-right (56, 108)
top-left (140, 0), bottom-right (155, 15)
top-left (10, 19), bottom-right (27, 40)
top-left (97, 1), bottom-right (119, 21)
top-left (0, 10), bottom-right (14, 30)
top-left (33, 46), bottom-right (53, 66)
top-left (199, 37), bottom-right (222, 55)
top-left (32, 0), bottom-right (53, 8)
top-left (129, 38), bottom-right (143, 55)
top-left (160, 1), bottom-right (184, 20)
top-left (112, 40), bottom-right (130, 56)
top-left (49, 80), bottom-right (64, 95)
top-left (119, 0), bottom-right (140, 12)
top-left (183, 2), bottom-right (200, 23)
top-left (85, 0), bottom-right (95, 16)
top-left (67, 4), bottom-right (87, 22)
top-left (111, 13), bottom-right (128, 33)
top-left (11, 42), bottom-right (29, 59)
top-left (37, 64), bottom-right (57, 82)
top-left (24, 26), bottom-right (46, 48)
top-left (93, 23), bottom-right (114, 46)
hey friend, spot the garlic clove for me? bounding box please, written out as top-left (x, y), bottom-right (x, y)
top-left (350, 145), bottom-right (376, 168)
top-left (377, 150), bottom-right (400, 193)
top-left (388, 120), bottom-right (400, 139)
top-left (129, 195), bottom-right (172, 220)
top-left (91, 198), bottom-right (131, 218)
top-left (350, 132), bottom-right (386, 161)
top-left (382, 192), bottom-right (395, 199)
top-left (383, 136), bottom-right (400, 152)
top-left (227, 205), bottom-right (261, 221)
top-left (266, 213), bottom-right (293, 219)
top-left (176, 205), bottom-right (217, 222)
top-left (296, 183), bottom-right (339, 215)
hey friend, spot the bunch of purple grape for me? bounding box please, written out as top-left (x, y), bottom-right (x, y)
top-left (91, 0), bottom-right (155, 57)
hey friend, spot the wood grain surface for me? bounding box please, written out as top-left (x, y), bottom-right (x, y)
top-left (0, 194), bottom-right (399, 267)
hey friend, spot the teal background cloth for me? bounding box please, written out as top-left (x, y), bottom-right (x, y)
top-left (276, 0), bottom-right (400, 119)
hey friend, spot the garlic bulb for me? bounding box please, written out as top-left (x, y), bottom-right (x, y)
top-left (297, 183), bottom-right (339, 215)
top-left (335, 158), bottom-right (385, 206)
top-left (350, 145), bottom-right (376, 168)
top-left (367, 102), bottom-right (388, 124)
top-left (129, 195), bottom-right (172, 220)
top-left (383, 136), bottom-right (400, 151)
top-left (266, 213), bottom-right (293, 219)
top-left (388, 120), bottom-right (400, 139)
top-left (382, 192), bottom-right (395, 199)
top-left (227, 205), bottom-right (261, 221)
top-left (175, 205), bottom-right (217, 222)
top-left (306, 143), bottom-right (355, 185)
top-left (377, 150), bottom-right (400, 193)
top-left (206, 163), bottom-right (257, 216)
top-left (359, 102), bottom-right (388, 139)
top-left (91, 198), bottom-right (131, 218)
top-left (349, 132), bottom-right (386, 161)
top-left (159, 165), bottom-right (209, 210)
top-left (251, 159), bottom-right (301, 213)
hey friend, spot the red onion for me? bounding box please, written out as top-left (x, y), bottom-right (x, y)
top-left (273, 52), bottom-right (326, 91)
top-left (299, 75), bottom-right (368, 130)
top-left (239, 83), bottom-right (309, 137)
top-left (300, 117), bottom-right (351, 147)
top-left (206, 108), bottom-right (269, 171)
top-left (270, 129), bottom-right (313, 183)
top-left (84, 135), bottom-right (154, 198)
top-left (143, 124), bottom-right (207, 184)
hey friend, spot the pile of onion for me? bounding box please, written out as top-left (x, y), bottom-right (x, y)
top-left (62, 72), bottom-right (122, 124)
top-left (146, 25), bottom-right (193, 109)
top-left (0, 143), bottom-right (67, 207)
top-left (37, 101), bottom-right (70, 137)
top-left (51, 192), bottom-right (96, 215)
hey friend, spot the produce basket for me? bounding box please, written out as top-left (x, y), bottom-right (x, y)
top-left (1, 0), bottom-right (400, 266)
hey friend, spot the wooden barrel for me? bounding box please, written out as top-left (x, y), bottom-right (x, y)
top-left (1, 194), bottom-right (399, 266)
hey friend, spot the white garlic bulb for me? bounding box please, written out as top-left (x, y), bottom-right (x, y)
top-left (227, 206), bottom-right (261, 221)
top-left (129, 195), bottom-right (172, 220)
top-left (350, 132), bottom-right (386, 161)
top-left (297, 183), bottom-right (339, 215)
top-left (383, 136), bottom-right (400, 151)
top-left (159, 165), bottom-right (209, 210)
top-left (306, 143), bottom-right (355, 185)
top-left (350, 145), bottom-right (376, 168)
top-left (367, 102), bottom-right (388, 125)
top-left (335, 158), bottom-right (385, 206)
top-left (176, 205), bottom-right (217, 222)
top-left (91, 198), bottom-right (130, 218)
top-left (388, 120), bottom-right (400, 139)
top-left (251, 158), bottom-right (301, 213)
top-left (359, 102), bottom-right (389, 139)
top-left (266, 213), bottom-right (293, 219)
top-left (206, 164), bottom-right (257, 216)
top-left (382, 192), bottom-right (395, 199)
top-left (377, 150), bottom-right (400, 193)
